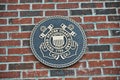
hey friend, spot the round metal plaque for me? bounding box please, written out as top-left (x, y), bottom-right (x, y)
top-left (30, 16), bottom-right (87, 68)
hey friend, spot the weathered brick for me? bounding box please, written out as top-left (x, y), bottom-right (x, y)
top-left (23, 55), bottom-right (37, 61)
top-left (92, 77), bottom-right (117, 80)
top-left (50, 70), bottom-right (75, 76)
top-left (95, 9), bottom-right (116, 14)
top-left (70, 17), bottom-right (82, 22)
top-left (88, 45), bottom-right (110, 51)
top-left (39, 78), bottom-right (62, 80)
top-left (21, 25), bottom-right (35, 31)
top-left (0, 5), bottom-right (5, 10)
top-left (82, 53), bottom-right (100, 60)
top-left (0, 0), bottom-right (18, 3)
top-left (0, 12), bottom-right (18, 17)
top-left (70, 61), bottom-right (86, 68)
top-left (113, 45), bottom-right (120, 51)
top-left (102, 52), bottom-right (120, 59)
top-left (84, 16), bottom-right (106, 22)
top-left (100, 38), bottom-right (120, 44)
top-left (65, 77), bottom-right (89, 80)
top-left (23, 40), bottom-right (30, 46)
top-left (108, 16), bottom-right (120, 21)
top-left (45, 10), bottom-right (68, 16)
top-left (9, 18), bottom-right (32, 24)
top-left (0, 26), bottom-right (19, 32)
top-left (0, 40), bottom-right (20, 46)
top-left (81, 3), bottom-right (103, 8)
top-left (77, 68), bottom-right (101, 76)
top-left (93, 0), bottom-right (114, 1)
top-left (89, 60), bottom-right (113, 67)
top-left (10, 32), bottom-right (31, 39)
top-left (0, 56), bottom-right (21, 62)
top-left (20, 11), bottom-right (43, 17)
top-left (0, 48), bottom-right (6, 54)
top-left (20, 0), bottom-right (42, 3)
top-left (23, 70), bottom-right (48, 78)
top-left (71, 10), bottom-right (92, 15)
top-left (111, 30), bottom-right (120, 36)
top-left (115, 60), bottom-right (120, 66)
top-left (36, 62), bottom-right (49, 69)
top-left (86, 30), bottom-right (108, 37)
top-left (57, 3), bottom-right (79, 9)
top-left (96, 23), bottom-right (120, 29)
top-left (8, 48), bottom-right (32, 54)
top-left (45, 0), bottom-right (67, 2)
top-left (0, 19), bottom-right (7, 24)
top-left (33, 4), bottom-right (54, 9)
top-left (0, 72), bottom-right (20, 78)
top-left (0, 64), bottom-right (6, 70)
top-left (69, 0), bottom-right (90, 2)
top-left (80, 24), bottom-right (94, 30)
top-left (105, 2), bottom-right (120, 7)
top-left (34, 18), bottom-right (44, 24)
top-left (87, 38), bottom-right (98, 44)
top-left (0, 33), bottom-right (7, 39)
top-left (103, 68), bottom-right (120, 75)
top-left (8, 4), bottom-right (30, 10)
top-left (9, 63), bottom-right (33, 70)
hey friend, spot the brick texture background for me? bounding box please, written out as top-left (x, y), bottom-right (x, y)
top-left (0, 0), bottom-right (120, 80)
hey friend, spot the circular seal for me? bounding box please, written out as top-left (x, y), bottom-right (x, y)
top-left (30, 16), bottom-right (87, 68)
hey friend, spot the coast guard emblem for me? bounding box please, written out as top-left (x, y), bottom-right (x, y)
top-left (30, 16), bottom-right (87, 68)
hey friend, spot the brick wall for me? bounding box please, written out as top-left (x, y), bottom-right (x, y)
top-left (0, 0), bottom-right (120, 80)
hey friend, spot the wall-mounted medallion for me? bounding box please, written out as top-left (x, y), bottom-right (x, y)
top-left (30, 16), bottom-right (87, 68)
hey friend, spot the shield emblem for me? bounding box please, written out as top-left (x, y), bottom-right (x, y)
top-left (52, 36), bottom-right (65, 47)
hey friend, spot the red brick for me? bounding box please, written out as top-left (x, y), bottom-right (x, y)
top-left (80, 24), bottom-right (94, 30)
top-left (45, 10), bottom-right (68, 16)
top-left (34, 18), bottom-right (45, 24)
top-left (70, 17), bottom-right (82, 22)
top-left (23, 55), bottom-right (37, 61)
top-left (45, 0), bottom-right (66, 2)
top-left (0, 64), bottom-right (6, 70)
top-left (23, 70), bottom-right (48, 78)
top-left (65, 77), bottom-right (89, 80)
top-left (113, 45), bottom-right (120, 51)
top-left (115, 60), bottom-right (120, 66)
top-left (84, 16), bottom-right (106, 22)
top-left (89, 60), bottom-right (113, 67)
top-left (92, 77), bottom-right (117, 80)
top-left (86, 30), bottom-right (108, 37)
top-left (96, 23), bottom-right (120, 29)
top-left (103, 68), bottom-right (120, 74)
top-left (0, 12), bottom-right (18, 17)
top-left (0, 72), bottom-right (20, 78)
top-left (10, 18), bottom-right (32, 24)
top-left (8, 48), bottom-right (32, 54)
top-left (100, 38), bottom-right (120, 44)
top-left (69, 0), bottom-right (90, 2)
top-left (0, 19), bottom-right (7, 24)
top-left (102, 52), bottom-right (120, 59)
top-left (70, 61), bottom-right (86, 68)
top-left (82, 53), bottom-right (100, 60)
top-left (0, 40), bottom-right (20, 46)
top-left (0, 33), bottom-right (7, 39)
top-left (8, 4), bottom-right (30, 10)
top-left (57, 3), bottom-right (79, 9)
top-left (0, 26), bottom-right (19, 32)
top-left (0, 48), bottom-right (6, 54)
top-left (0, 56), bottom-right (21, 62)
top-left (87, 38), bottom-right (98, 44)
top-left (33, 4), bottom-right (54, 9)
top-left (77, 68), bottom-right (101, 75)
top-left (0, 0), bottom-right (18, 3)
top-left (36, 63), bottom-right (49, 69)
top-left (39, 78), bottom-right (62, 80)
top-left (10, 32), bottom-right (31, 39)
